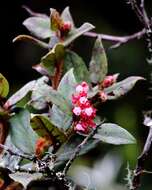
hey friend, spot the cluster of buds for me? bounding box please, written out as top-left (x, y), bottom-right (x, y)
top-left (72, 82), bottom-right (96, 133)
top-left (59, 21), bottom-right (72, 39)
top-left (99, 75), bottom-right (118, 102)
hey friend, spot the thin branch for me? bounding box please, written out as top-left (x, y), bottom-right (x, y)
top-left (140, 0), bottom-right (149, 26)
top-left (63, 124), bottom-right (101, 175)
top-left (84, 28), bottom-right (146, 48)
top-left (0, 143), bottom-right (34, 161)
top-left (128, 0), bottom-right (145, 25)
top-left (22, 5), bottom-right (48, 18)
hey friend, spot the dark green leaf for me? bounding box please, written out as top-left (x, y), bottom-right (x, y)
top-left (23, 16), bottom-right (52, 39)
top-left (0, 73), bottom-right (9, 98)
top-left (9, 109), bottom-right (38, 154)
top-left (63, 23), bottom-right (95, 46)
top-left (64, 50), bottom-right (90, 83)
top-left (105, 76), bottom-right (144, 100)
top-left (31, 115), bottom-right (67, 145)
top-left (94, 123), bottom-right (136, 145)
top-left (89, 37), bottom-right (108, 83)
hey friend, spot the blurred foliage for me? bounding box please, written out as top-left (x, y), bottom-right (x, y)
top-left (1, 0), bottom-right (152, 189)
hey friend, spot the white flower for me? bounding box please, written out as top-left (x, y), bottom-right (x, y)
top-left (76, 85), bottom-right (83, 93)
top-left (79, 96), bottom-right (88, 104)
top-left (73, 107), bottom-right (82, 116)
top-left (84, 107), bottom-right (93, 116)
top-left (75, 123), bottom-right (85, 131)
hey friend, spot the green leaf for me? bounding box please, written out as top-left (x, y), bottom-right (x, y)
top-left (63, 23), bottom-right (95, 46)
top-left (94, 123), bottom-right (136, 145)
top-left (23, 16), bottom-right (52, 39)
top-left (31, 77), bottom-right (71, 114)
top-left (5, 80), bottom-right (36, 108)
top-left (30, 115), bottom-right (67, 145)
top-left (57, 68), bottom-right (77, 105)
top-left (0, 73), bottom-right (9, 98)
top-left (9, 172), bottom-right (43, 189)
top-left (105, 76), bottom-right (144, 100)
top-left (51, 105), bottom-right (72, 130)
top-left (89, 37), bottom-right (108, 83)
top-left (36, 43), bottom-right (65, 77)
top-left (50, 69), bottom-right (76, 130)
top-left (64, 50), bottom-right (90, 83)
top-left (9, 109), bottom-right (38, 154)
top-left (61, 6), bottom-right (75, 28)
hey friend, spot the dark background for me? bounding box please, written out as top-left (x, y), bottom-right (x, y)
top-left (1, 0), bottom-right (152, 189)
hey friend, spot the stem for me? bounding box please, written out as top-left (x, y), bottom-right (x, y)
top-left (0, 143), bottom-right (34, 161)
top-left (51, 60), bottom-right (64, 89)
top-left (131, 126), bottom-right (152, 190)
top-left (63, 124), bottom-right (101, 175)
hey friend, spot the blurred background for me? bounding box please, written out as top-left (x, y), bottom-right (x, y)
top-left (1, 0), bottom-right (152, 189)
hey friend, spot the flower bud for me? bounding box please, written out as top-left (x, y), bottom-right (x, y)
top-left (99, 91), bottom-right (108, 102)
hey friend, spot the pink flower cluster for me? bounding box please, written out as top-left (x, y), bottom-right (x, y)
top-left (72, 82), bottom-right (96, 133)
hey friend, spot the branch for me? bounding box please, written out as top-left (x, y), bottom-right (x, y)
top-left (131, 112), bottom-right (152, 190)
top-left (0, 143), bottom-right (34, 161)
top-left (62, 124), bottom-right (101, 175)
top-left (84, 28), bottom-right (146, 48)
top-left (128, 0), bottom-right (152, 63)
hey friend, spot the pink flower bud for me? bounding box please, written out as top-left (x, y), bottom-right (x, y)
top-left (102, 75), bottom-right (116, 88)
top-left (73, 106), bottom-right (82, 116)
top-left (81, 81), bottom-right (89, 93)
top-left (63, 21), bottom-right (71, 31)
top-left (99, 91), bottom-right (108, 102)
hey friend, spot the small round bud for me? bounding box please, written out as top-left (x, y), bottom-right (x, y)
top-left (99, 91), bottom-right (108, 102)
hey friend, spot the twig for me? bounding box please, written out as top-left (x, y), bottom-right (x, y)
top-left (62, 124), bottom-right (101, 175)
top-left (22, 5), bottom-right (48, 18)
top-left (128, 0), bottom-right (152, 63)
top-left (84, 29), bottom-right (146, 48)
top-left (0, 143), bottom-right (34, 161)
